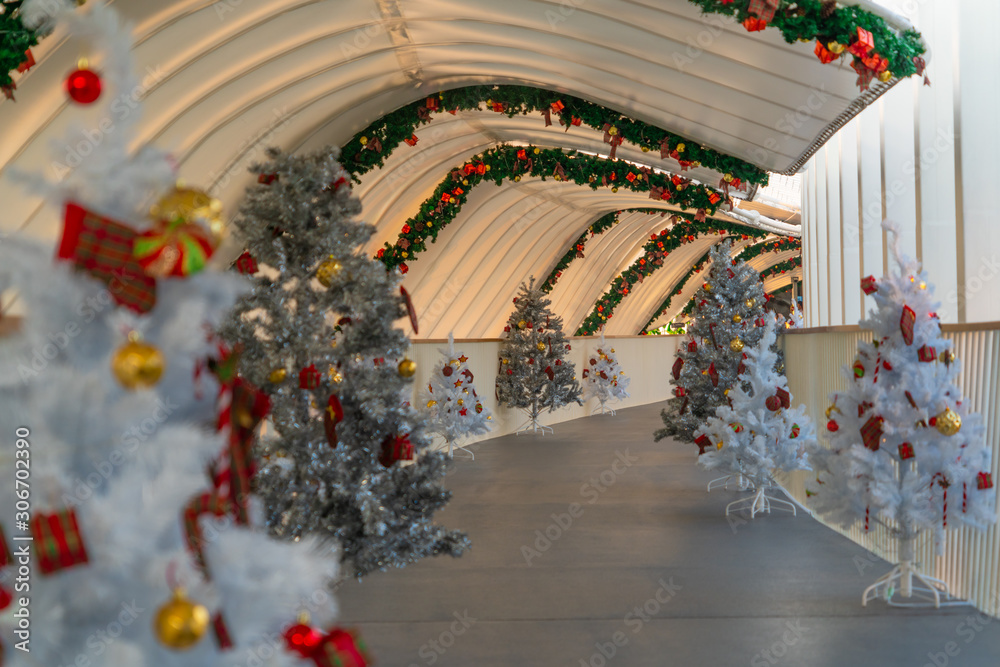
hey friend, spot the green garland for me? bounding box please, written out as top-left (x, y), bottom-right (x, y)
top-left (737, 236), bottom-right (801, 261)
top-left (540, 208), bottom-right (680, 293)
top-left (376, 145), bottom-right (731, 271)
top-left (686, 1), bottom-right (926, 83)
top-left (341, 85), bottom-right (769, 186)
top-left (574, 220), bottom-right (769, 336)
top-left (0, 2), bottom-right (41, 89)
top-left (759, 256), bottom-right (802, 280)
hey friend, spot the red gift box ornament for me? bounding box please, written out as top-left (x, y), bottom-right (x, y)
top-left (861, 275), bottom-right (877, 295)
top-left (31, 508), bottom-right (89, 575)
top-left (977, 472), bottom-right (994, 490)
top-left (379, 434), bottom-right (414, 467)
top-left (258, 173), bottom-right (277, 185)
top-left (898, 442), bottom-right (915, 460)
top-left (900, 305), bottom-right (916, 345)
top-left (814, 40), bottom-right (837, 64)
top-left (403, 134), bottom-right (419, 147)
top-left (708, 362), bottom-right (719, 387)
top-left (742, 16), bottom-right (767, 31)
top-left (17, 48), bottom-right (36, 73)
top-left (57, 202), bottom-right (157, 313)
top-left (918, 345), bottom-right (936, 362)
top-left (861, 415), bottom-right (884, 451)
top-left (694, 434), bottom-right (712, 455)
top-left (687, 340), bottom-right (698, 353)
top-left (674, 386), bottom-right (686, 398)
top-left (299, 364), bottom-right (322, 389)
top-left (312, 628), bottom-right (370, 667)
top-left (849, 26), bottom-right (875, 57)
top-left (672, 357), bottom-right (684, 381)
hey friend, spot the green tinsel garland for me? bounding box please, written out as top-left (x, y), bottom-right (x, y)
top-left (342, 85), bottom-right (769, 187)
top-left (575, 219), bottom-right (770, 336)
top-left (0, 2), bottom-right (41, 89)
top-left (376, 145), bottom-right (731, 271)
top-left (685, 0), bottom-right (926, 82)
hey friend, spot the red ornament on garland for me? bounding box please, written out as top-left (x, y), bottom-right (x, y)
top-left (65, 60), bottom-right (102, 105)
top-left (284, 619), bottom-right (323, 657)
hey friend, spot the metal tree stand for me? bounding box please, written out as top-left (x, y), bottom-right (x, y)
top-left (725, 483), bottom-right (797, 519)
top-left (590, 397), bottom-right (616, 416)
top-left (707, 473), bottom-right (751, 492)
top-left (862, 535), bottom-right (967, 608)
top-left (444, 436), bottom-right (475, 460)
top-left (515, 396), bottom-right (552, 435)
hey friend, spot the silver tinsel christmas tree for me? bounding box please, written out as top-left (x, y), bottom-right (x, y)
top-left (220, 146), bottom-right (469, 577)
top-left (655, 239), bottom-right (770, 448)
top-left (496, 278), bottom-right (582, 434)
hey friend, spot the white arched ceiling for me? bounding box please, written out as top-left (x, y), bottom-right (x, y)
top-left (0, 0), bottom-right (901, 338)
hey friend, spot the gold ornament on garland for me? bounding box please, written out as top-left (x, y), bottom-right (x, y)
top-left (878, 70), bottom-right (893, 83)
top-left (935, 407), bottom-right (961, 436)
top-left (827, 41), bottom-right (846, 55)
top-left (730, 338), bottom-right (744, 353)
top-left (154, 589), bottom-right (210, 650)
top-left (316, 256), bottom-right (343, 287)
top-left (745, 298), bottom-right (756, 308)
top-left (398, 358), bottom-right (417, 378)
top-left (112, 332), bottom-right (165, 390)
top-left (150, 185), bottom-right (225, 240)
top-left (268, 367), bottom-right (288, 384)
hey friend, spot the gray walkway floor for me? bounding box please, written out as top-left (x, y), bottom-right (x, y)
top-left (335, 402), bottom-right (1000, 666)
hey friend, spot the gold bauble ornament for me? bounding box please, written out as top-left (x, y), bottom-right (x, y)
top-left (827, 41), bottom-right (846, 55)
top-left (533, 147), bottom-right (541, 154)
top-left (745, 298), bottom-right (755, 308)
top-left (935, 408), bottom-right (961, 436)
top-left (457, 398), bottom-right (464, 406)
top-left (268, 368), bottom-right (287, 384)
top-left (723, 173), bottom-right (733, 183)
top-left (536, 342), bottom-right (546, 351)
top-left (940, 349), bottom-right (956, 365)
top-left (154, 589), bottom-right (210, 650)
top-left (704, 283), bottom-right (712, 292)
top-left (732, 314), bottom-right (742, 323)
top-left (112, 333), bottom-right (165, 390)
top-left (316, 257), bottom-right (343, 287)
top-left (730, 338), bottom-right (744, 353)
top-left (150, 186), bottom-right (225, 240)
top-left (716, 441), bottom-right (724, 450)
top-left (610, 348), bottom-right (615, 353)
top-left (641, 146), bottom-right (650, 152)
top-left (611, 186), bottom-right (619, 193)
top-left (398, 358), bottom-right (417, 378)
top-left (330, 370), bottom-right (344, 384)
top-left (502, 358), bottom-right (509, 364)
top-left (513, 175), bottom-right (522, 182)
top-left (518, 320), bottom-right (527, 330)
top-left (427, 400), bottom-right (437, 408)
top-left (877, 70), bottom-right (893, 83)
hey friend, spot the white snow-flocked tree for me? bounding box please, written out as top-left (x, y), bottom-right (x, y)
top-left (695, 313), bottom-right (812, 516)
top-left (807, 220), bottom-right (995, 607)
top-left (583, 331), bottom-right (630, 415)
top-left (419, 333), bottom-right (493, 458)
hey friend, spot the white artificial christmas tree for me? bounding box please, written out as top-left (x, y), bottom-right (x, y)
top-left (695, 313), bottom-right (813, 518)
top-left (807, 220), bottom-right (995, 608)
top-left (0, 4), bottom-right (359, 665)
top-left (583, 331), bottom-right (630, 415)
top-left (420, 333), bottom-right (493, 458)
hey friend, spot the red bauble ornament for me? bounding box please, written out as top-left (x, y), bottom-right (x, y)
top-left (65, 65), bottom-right (102, 104)
top-left (765, 395), bottom-right (782, 411)
top-left (442, 366), bottom-right (454, 377)
top-left (284, 622), bottom-right (323, 657)
top-left (827, 420), bottom-right (839, 432)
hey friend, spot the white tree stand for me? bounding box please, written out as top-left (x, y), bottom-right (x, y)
top-left (445, 437), bottom-right (475, 460)
top-left (590, 398), bottom-right (616, 416)
top-left (725, 485), bottom-right (797, 519)
top-left (862, 536), bottom-right (967, 608)
top-left (707, 473), bottom-right (751, 492)
top-left (515, 397), bottom-right (553, 435)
